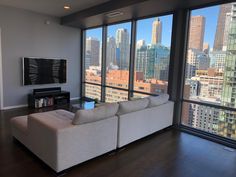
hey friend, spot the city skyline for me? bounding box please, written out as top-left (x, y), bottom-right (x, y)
top-left (84, 2), bottom-right (236, 140)
top-left (86, 7), bottom-right (220, 50)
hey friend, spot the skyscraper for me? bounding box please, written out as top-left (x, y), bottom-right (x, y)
top-left (213, 3), bottom-right (232, 51)
top-left (106, 36), bottom-right (116, 66)
top-left (151, 18), bottom-right (162, 45)
top-left (136, 44), bottom-right (170, 80)
top-left (188, 16), bottom-right (205, 51)
top-left (185, 49), bottom-right (210, 79)
top-left (85, 37), bottom-right (100, 68)
top-left (136, 39), bottom-right (146, 49)
top-left (223, 12), bottom-right (231, 50)
top-left (203, 43), bottom-right (210, 54)
top-left (219, 3), bottom-right (236, 140)
top-left (116, 28), bottom-right (130, 70)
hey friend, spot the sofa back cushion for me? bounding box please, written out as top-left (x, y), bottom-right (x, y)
top-left (148, 94), bottom-right (169, 108)
top-left (117, 98), bottom-right (149, 115)
top-left (72, 103), bottom-right (119, 125)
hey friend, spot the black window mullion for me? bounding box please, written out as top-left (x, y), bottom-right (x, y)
top-left (128, 20), bottom-right (137, 100)
top-left (101, 26), bottom-right (107, 102)
top-left (81, 30), bottom-right (86, 98)
top-left (173, 9), bottom-right (191, 126)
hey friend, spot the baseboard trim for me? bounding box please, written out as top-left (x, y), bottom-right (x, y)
top-left (2, 104), bottom-right (28, 110)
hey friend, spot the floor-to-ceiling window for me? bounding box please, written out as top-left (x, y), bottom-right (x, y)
top-left (82, 14), bottom-right (173, 102)
top-left (133, 15), bottom-right (173, 98)
top-left (84, 28), bottom-right (102, 101)
top-left (181, 2), bottom-right (236, 141)
top-left (105, 22), bottom-right (131, 102)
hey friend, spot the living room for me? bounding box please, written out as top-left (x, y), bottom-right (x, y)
top-left (0, 0), bottom-right (236, 177)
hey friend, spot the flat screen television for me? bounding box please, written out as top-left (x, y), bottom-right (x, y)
top-left (23, 57), bottom-right (67, 85)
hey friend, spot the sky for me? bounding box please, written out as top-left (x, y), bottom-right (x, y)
top-left (86, 5), bottom-right (220, 49)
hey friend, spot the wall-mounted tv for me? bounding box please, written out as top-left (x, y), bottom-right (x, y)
top-left (23, 57), bottom-right (67, 85)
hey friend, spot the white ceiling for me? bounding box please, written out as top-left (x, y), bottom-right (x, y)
top-left (0, 0), bottom-right (110, 17)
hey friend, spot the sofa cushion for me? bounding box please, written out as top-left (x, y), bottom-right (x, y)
top-left (117, 98), bottom-right (149, 115)
top-left (72, 103), bottom-right (119, 125)
top-left (148, 94), bottom-right (169, 107)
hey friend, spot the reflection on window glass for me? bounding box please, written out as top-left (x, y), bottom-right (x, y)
top-left (132, 92), bottom-right (150, 99)
top-left (105, 87), bottom-right (128, 103)
top-left (85, 83), bottom-right (101, 101)
top-left (106, 23), bottom-right (131, 89)
top-left (182, 2), bottom-right (236, 140)
top-left (85, 28), bottom-right (102, 84)
top-left (134, 15), bottom-right (173, 95)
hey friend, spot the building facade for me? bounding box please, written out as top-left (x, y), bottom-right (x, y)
top-left (188, 16), bottom-right (205, 51)
top-left (151, 18), bottom-right (162, 45)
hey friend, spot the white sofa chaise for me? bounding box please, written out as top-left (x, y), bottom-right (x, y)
top-left (11, 94), bottom-right (174, 172)
top-left (11, 104), bottom-right (119, 172)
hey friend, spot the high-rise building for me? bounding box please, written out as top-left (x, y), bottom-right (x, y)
top-left (223, 12), bottom-right (231, 50)
top-left (136, 39), bottom-right (146, 49)
top-left (213, 3), bottom-right (232, 51)
top-left (190, 98), bottom-right (220, 134)
top-left (209, 51), bottom-right (226, 71)
top-left (183, 69), bottom-right (224, 135)
top-left (85, 37), bottom-right (100, 68)
top-left (203, 43), bottom-right (210, 54)
top-left (188, 16), bottom-right (205, 51)
top-left (151, 18), bottom-right (162, 44)
top-left (136, 44), bottom-right (170, 80)
top-left (153, 45), bottom-right (170, 81)
top-left (185, 49), bottom-right (210, 79)
top-left (106, 36), bottom-right (117, 67)
top-left (116, 28), bottom-right (130, 70)
top-left (219, 3), bottom-right (236, 140)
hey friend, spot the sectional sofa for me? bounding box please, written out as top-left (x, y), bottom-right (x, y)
top-left (11, 94), bottom-right (174, 172)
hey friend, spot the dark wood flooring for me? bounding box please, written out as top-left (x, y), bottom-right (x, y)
top-left (0, 105), bottom-right (236, 177)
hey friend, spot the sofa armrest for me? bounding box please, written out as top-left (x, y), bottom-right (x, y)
top-left (27, 115), bottom-right (70, 172)
top-left (56, 116), bottom-right (118, 172)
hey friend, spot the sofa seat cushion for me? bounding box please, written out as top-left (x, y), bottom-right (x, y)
top-left (11, 116), bottom-right (28, 134)
top-left (148, 94), bottom-right (169, 108)
top-left (72, 103), bottom-right (119, 125)
top-left (117, 98), bottom-right (149, 115)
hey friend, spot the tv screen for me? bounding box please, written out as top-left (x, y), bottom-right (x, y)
top-left (23, 57), bottom-right (67, 85)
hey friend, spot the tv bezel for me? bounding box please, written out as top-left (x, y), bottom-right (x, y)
top-left (22, 57), bottom-right (67, 86)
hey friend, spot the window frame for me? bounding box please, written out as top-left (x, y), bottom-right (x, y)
top-left (81, 12), bottom-right (175, 102)
top-left (178, 2), bottom-right (236, 146)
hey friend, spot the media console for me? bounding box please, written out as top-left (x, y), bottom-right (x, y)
top-left (28, 87), bottom-right (70, 108)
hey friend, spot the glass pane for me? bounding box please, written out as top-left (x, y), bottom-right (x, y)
top-left (85, 28), bottom-right (102, 84)
top-left (134, 15), bottom-right (173, 94)
top-left (105, 87), bottom-right (128, 103)
top-left (184, 3), bottom-right (236, 108)
top-left (182, 2), bottom-right (236, 140)
top-left (132, 92), bottom-right (150, 99)
top-left (85, 83), bottom-right (101, 101)
top-left (182, 102), bottom-right (236, 140)
top-left (106, 22), bottom-right (131, 89)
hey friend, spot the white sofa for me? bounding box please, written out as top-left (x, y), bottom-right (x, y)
top-left (11, 94), bottom-right (173, 172)
top-left (11, 105), bottom-right (119, 172)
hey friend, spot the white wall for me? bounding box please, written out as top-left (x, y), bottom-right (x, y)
top-left (0, 5), bottom-right (81, 108)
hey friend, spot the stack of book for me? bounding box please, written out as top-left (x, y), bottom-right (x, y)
top-left (34, 97), bottom-right (54, 108)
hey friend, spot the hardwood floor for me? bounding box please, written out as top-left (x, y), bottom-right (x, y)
top-left (0, 106), bottom-right (236, 177)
